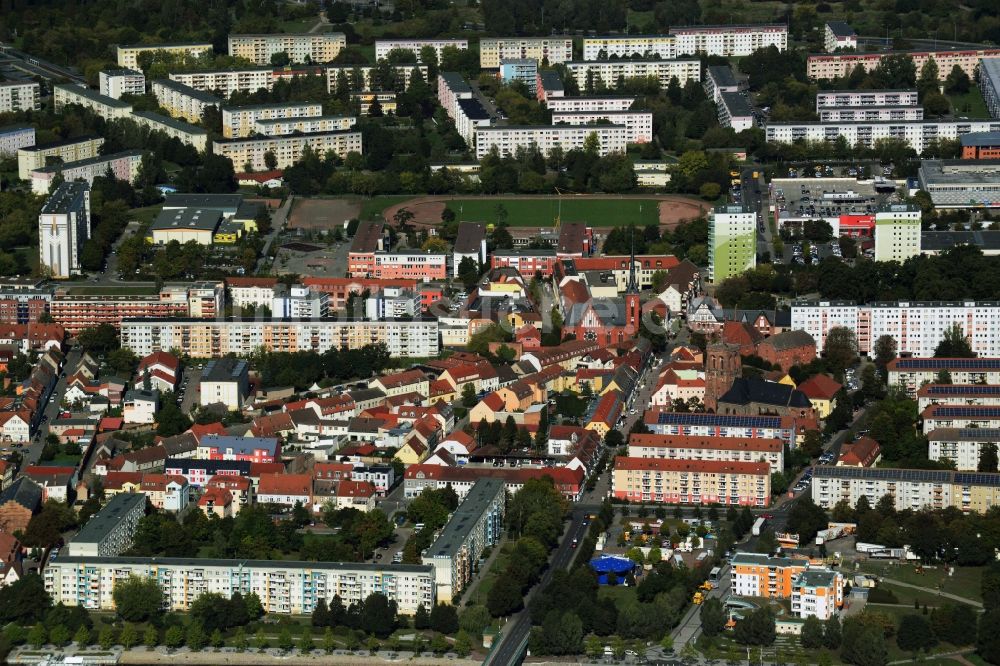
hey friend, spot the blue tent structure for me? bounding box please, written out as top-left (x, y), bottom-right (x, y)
top-left (590, 555), bottom-right (636, 584)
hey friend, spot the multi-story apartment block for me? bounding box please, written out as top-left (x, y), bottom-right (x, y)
top-left (453, 98), bottom-right (491, 147)
top-left (29, 149), bottom-right (143, 195)
top-left (168, 69), bottom-right (272, 98)
top-left (213, 131), bottom-right (363, 170)
top-left (403, 465), bottom-right (585, 501)
top-left (99, 69), bottom-right (146, 99)
top-left (551, 110), bottom-right (653, 143)
top-left (480, 37), bottom-right (573, 68)
top-left (17, 135), bottom-right (103, 181)
top-left (708, 203), bottom-right (756, 283)
top-left (807, 48), bottom-right (1000, 81)
top-left (227, 33), bottom-right (346, 65)
top-left (718, 92), bottom-right (755, 132)
top-left (39, 182), bottom-right (90, 279)
top-left (818, 106), bottom-right (924, 122)
top-left (704, 65), bottom-right (739, 103)
top-left (361, 251), bottom-right (448, 281)
top-left (812, 465), bottom-right (1000, 513)
top-left (129, 111), bottom-right (208, 151)
top-left (824, 21), bottom-right (857, 52)
top-left (922, 404), bottom-right (1000, 432)
top-left (0, 125), bottom-right (36, 157)
top-left (672, 24), bottom-right (788, 56)
top-left (197, 434), bottom-right (278, 463)
top-left (437, 72), bottom-right (473, 119)
top-left (226, 277), bottom-right (277, 310)
top-left (151, 79), bottom-right (222, 123)
top-left (791, 568), bottom-right (845, 620)
top-left (120, 318), bottom-right (440, 358)
top-left (927, 427), bottom-right (1000, 470)
top-left (50, 283), bottom-right (223, 334)
top-left (490, 249), bottom-right (559, 278)
top-left (917, 384), bottom-right (1000, 411)
top-left (65, 493), bottom-right (146, 557)
top-left (0, 285), bottom-right (51, 325)
top-left (582, 35), bottom-right (676, 60)
top-left (0, 80), bottom-right (40, 112)
top-left (352, 91), bottom-right (397, 115)
top-left (253, 115), bottom-right (356, 136)
top-left (45, 554), bottom-right (435, 614)
top-left (365, 287), bottom-right (421, 319)
top-left (627, 433), bottom-right (784, 472)
top-left (730, 553), bottom-right (809, 598)
top-left (765, 119), bottom-right (1000, 154)
top-left (221, 102), bottom-right (323, 139)
top-left (536, 70), bottom-right (565, 101)
top-left (374, 39), bottom-right (468, 62)
top-left (983, 58), bottom-right (1000, 120)
top-left (815, 89), bottom-right (920, 110)
top-left (423, 479), bottom-right (504, 603)
top-left (116, 42), bottom-right (213, 69)
top-left (544, 96), bottom-right (636, 112)
top-left (566, 59), bottom-right (701, 91)
top-left (326, 65), bottom-right (427, 94)
top-left (271, 284), bottom-right (329, 318)
top-left (791, 302), bottom-right (1000, 359)
top-left (500, 59), bottom-right (537, 93)
top-left (888, 357), bottom-right (1000, 395)
top-left (643, 410), bottom-right (797, 444)
top-left (874, 203), bottom-right (921, 262)
top-left (474, 124), bottom-right (628, 159)
top-left (612, 457), bottom-right (771, 506)
top-left (200, 358), bottom-right (250, 411)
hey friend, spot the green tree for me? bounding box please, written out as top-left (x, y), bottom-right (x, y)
top-left (185, 622), bottom-right (206, 651)
top-left (50, 624), bottom-right (70, 647)
top-left (430, 603), bottom-right (459, 634)
top-left (700, 598), bottom-right (727, 637)
top-left (28, 624), bottom-right (47, 648)
top-left (0, 574), bottom-right (52, 624)
top-left (822, 326), bottom-right (858, 374)
top-left (461, 383), bottom-right (477, 407)
top-left (322, 627), bottom-right (336, 654)
top-left (897, 614), bottom-right (936, 653)
top-left (454, 630), bottom-right (472, 657)
top-left (119, 624), bottom-right (138, 649)
top-left (487, 575), bottom-right (524, 617)
top-left (211, 629), bottom-right (224, 649)
top-left (979, 443), bottom-right (999, 473)
top-left (801, 616), bottom-right (824, 648)
top-left (143, 625), bottom-right (159, 649)
top-left (935, 323), bottom-right (974, 358)
top-left (164, 626), bottom-right (184, 650)
top-left (254, 627), bottom-right (269, 651)
top-left (233, 627), bottom-right (248, 652)
top-left (277, 628), bottom-right (294, 652)
top-left (734, 608), bottom-right (775, 646)
top-left (978, 610), bottom-right (1000, 664)
top-left (74, 624), bottom-right (91, 646)
top-left (112, 576), bottom-right (163, 622)
top-left (298, 628), bottom-right (315, 653)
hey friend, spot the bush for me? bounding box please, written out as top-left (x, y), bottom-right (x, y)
top-left (867, 587), bottom-right (899, 604)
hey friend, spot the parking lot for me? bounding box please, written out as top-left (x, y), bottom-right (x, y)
top-left (773, 175), bottom-right (902, 225)
top-left (781, 239), bottom-right (844, 265)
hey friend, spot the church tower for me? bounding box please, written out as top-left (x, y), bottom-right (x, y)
top-left (625, 226), bottom-right (641, 332)
top-left (704, 341), bottom-right (741, 411)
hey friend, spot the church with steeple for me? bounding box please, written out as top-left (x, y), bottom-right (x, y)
top-left (564, 227), bottom-right (644, 345)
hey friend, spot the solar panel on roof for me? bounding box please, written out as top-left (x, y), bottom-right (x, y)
top-left (958, 428), bottom-right (1000, 438)
top-left (655, 412), bottom-right (782, 428)
top-left (931, 406), bottom-right (1000, 417)
top-left (928, 385), bottom-right (1000, 395)
top-left (900, 358), bottom-right (1000, 369)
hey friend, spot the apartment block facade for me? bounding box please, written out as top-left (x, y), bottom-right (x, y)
top-left (54, 81), bottom-right (136, 120)
top-left (227, 33), bottom-right (347, 65)
top-left (50, 283), bottom-right (223, 334)
top-left (325, 65), bottom-right (427, 94)
top-left (480, 37), bottom-right (573, 68)
top-left (222, 102), bottom-right (323, 138)
top-left (254, 115), bottom-right (356, 136)
top-left (813, 466), bottom-right (1000, 513)
top-left (566, 59), bottom-right (701, 91)
top-left (474, 124), bottom-right (628, 159)
top-left (815, 89), bottom-right (920, 110)
top-left (151, 79), bottom-right (222, 123)
top-left (423, 479), bottom-right (504, 603)
top-left (730, 553), bottom-right (808, 599)
top-left (0, 80), bottom-right (40, 112)
top-left (672, 24), bottom-right (788, 56)
top-left (790, 301), bottom-right (1000, 358)
top-left (817, 107), bottom-right (924, 122)
top-left (582, 35), bottom-right (676, 60)
top-left (18, 136), bottom-right (103, 181)
top-left (544, 96), bottom-right (636, 112)
top-left (65, 493), bottom-right (146, 557)
top-left (550, 110), bottom-right (653, 143)
top-left (807, 48), bottom-right (1000, 81)
top-left (29, 149), bottom-right (143, 195)
top-left (212, 131), bottom-right (363, 170)
top-left (363, 252), bottom-right (448, 281)
top-left (611, 457), bottom-right (771, 506)
top-left (765, 120), bottom-right (1000, 153)
top-left (168, 69), bottom-right (272, 98)
top-left (45, 554), bottom-right (434, 615)
top-left (39, 182), bottom-right (90, 279)
top-left (120, 318), bottom-right (440, 358)
top-left (99, 69), bottom-right (146, 99)
top-left (374, 39), bottom-right (468, 62)
top-left (873, 204), bottom-right (921, 262)
top-left (927, 428), bottom-right (1000, 470)
top-left (129, 111), bottom-right (208, 151)
top-left (643, 410), bottom-right (797, 444)
top-left (791, 569), bottom-right (845, 620)
top-left (116, 42), bottom-right (213, 69)
top-left (708, 203), bottom-right (756, 283)
top-left (627, 433), bottom-right (784, 472)
top-left (0, 125), bottom-right (35, 156)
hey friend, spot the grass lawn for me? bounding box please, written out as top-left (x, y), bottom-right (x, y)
top-left (360, 195), bottom-right (413, 220)
top-left (279, 17), bottom-right (319, 32)
top-left (130, 204), bottom-right (163, 226)
top-left (598, 584), bottom-right (639, 610)
top-left (51, 453), bottom-right (82, 466)
top-left (859, 561), bottom-right (983, 603)
top-left (445, 197), bottom-right (661, 227)
top-left (949, 88), bottom-right (991, 119)
top-left (467, 542), bottom-right (512, 607)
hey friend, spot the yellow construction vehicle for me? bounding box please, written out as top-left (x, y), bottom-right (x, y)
top-left (699, 581), bottom-right (713, 592)
top-left (692, 592), bottom-right (704, 605)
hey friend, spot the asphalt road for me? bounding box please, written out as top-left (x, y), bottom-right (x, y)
top-left (25, 347), bottom-right (82, 465)
top-left (670, 561), bottom-right (732, 651)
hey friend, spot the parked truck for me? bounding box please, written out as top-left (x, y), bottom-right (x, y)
top-left (751, 517), bottom-right (766, 536)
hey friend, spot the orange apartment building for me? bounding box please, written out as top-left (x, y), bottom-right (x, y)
top-left (730, 552), bottom-right (808, 598)
top-left (51, 283), bottom-right (223, 333)
top-left (627, 433), bottom-right (785, 472)
top-left (961, 133), bottom-right (1000, 160)
top-left (611, 457), bottom-right (771, 506)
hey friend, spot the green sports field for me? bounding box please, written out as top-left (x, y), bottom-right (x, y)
top-left (445, 198), bottom-right (661, 226)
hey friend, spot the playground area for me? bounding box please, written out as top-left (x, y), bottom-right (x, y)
top-left (381, 195), bottom-right (710, 230)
